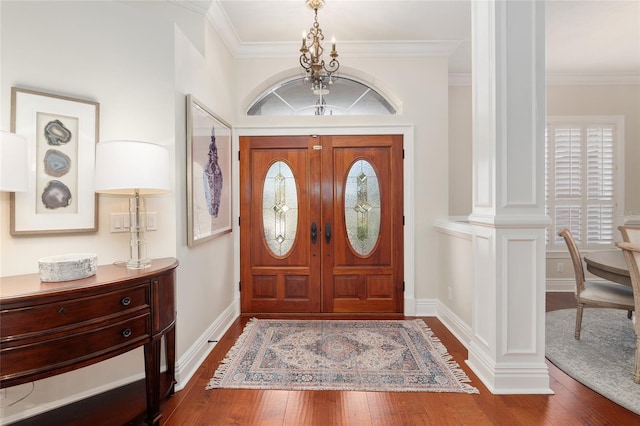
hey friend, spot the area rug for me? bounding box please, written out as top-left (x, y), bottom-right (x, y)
top-left (206, 318), bottom-right (478, 393)
top-left (546, 308), bottom-right (640, 415)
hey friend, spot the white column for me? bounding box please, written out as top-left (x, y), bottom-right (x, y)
top-left (467, 0), bottom-right (551, 393)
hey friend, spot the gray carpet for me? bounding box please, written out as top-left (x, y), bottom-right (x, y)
top-left (546, 308), bottom-right (639, 415)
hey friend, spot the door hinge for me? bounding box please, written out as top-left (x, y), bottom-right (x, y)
top-left (403, 216), bottom-right (405, 226)
top-left (238, 217), bottom-right (241, 226)
top-left (239, 282), bottom-right (241, 292)
top-left (402, 281), bottom-right (405, 292)
top-left (402, 149), bottom-right (405, 159)
top-left (238, 150), bottom-right (240, 161)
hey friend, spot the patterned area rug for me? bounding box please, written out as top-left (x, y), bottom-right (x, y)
top-left (206, 318), bottom-right (478, 393)
top-left (546, 308), bottom-right (640, 415)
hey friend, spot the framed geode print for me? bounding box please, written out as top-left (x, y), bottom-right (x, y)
top-left (186, 95), bottom-right (232, 246)
top-left (10, 87), bottom-right (99, 235)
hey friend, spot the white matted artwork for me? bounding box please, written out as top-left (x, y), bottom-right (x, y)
top-left (10, 87), bottom-right (99, 235)
top-left (186, 95), bottom-right (232, 246)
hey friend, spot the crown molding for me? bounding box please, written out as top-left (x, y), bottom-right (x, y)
top-left (169, 0), bottom-right (213, 15)
top-left (206, 0), bottom-right (241, 55)
top-left (232, 40), bottom-right (463, 59)
top-left (448, 73), bottom-right (640, 87)
top-left (546, 73), bottom-right (640, 86)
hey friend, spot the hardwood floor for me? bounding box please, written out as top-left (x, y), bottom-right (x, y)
top-left (12, 293), bottom-right (638, 425)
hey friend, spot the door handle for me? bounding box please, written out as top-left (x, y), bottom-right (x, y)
top-left (311, 222), bottom-right (317, 244)
top-left (325, 221), bottom-right (331, 244)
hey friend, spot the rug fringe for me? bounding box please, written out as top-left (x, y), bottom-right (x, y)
top-left (412, 319), bottom-right (479, 394)
top-left (205, 317), bottom-right (259, 390)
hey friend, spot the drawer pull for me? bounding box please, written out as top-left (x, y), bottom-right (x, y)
top-left (121, 297), bottom-right (132, 306)
top-left (121, 328), bottom-right (132, 338)
top-left (58, 308), bottom-right (66, 315)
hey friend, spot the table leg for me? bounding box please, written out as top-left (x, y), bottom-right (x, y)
top-left (144, 338), bottom-right (162, 426)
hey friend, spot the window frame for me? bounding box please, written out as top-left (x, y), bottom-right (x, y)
top-left (545, 115), bottom-right (625, 252)
top-left (246, 76), bottom-right (397, 116)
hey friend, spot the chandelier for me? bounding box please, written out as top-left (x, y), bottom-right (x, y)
top-left (299, 0), bottom-right (339, 113)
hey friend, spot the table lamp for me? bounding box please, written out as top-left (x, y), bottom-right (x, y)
top-left (0, 131), bottom-right (28, 192)
top-left (94, 140), bottom-right (170, 269)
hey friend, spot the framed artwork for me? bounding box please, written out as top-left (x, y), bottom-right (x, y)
top-left (10, 87), bottom-right (99, 235)
top-left (186, 95), bottom-right (232, 246)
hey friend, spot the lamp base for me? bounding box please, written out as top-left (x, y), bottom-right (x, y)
top-left (126, 258), bottom-right (152, 270)
top-left (127, 193), bottom-right (151, 270)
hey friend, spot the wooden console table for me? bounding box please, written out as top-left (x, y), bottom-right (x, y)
top-left (0, 257), bottom-right (178, 425)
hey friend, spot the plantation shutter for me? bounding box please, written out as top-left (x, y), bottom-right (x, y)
top-left (546, 119), bottom-right (618, 250)
top-left (553, 127), bottom-right (582, 245)
top-left (586, 127), bottom-right (615, 245)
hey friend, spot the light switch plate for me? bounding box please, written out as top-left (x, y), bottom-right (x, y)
top-left (110, 212), bottom-right (157, 232)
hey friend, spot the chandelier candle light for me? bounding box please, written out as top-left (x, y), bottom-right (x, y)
top-left (94, 140), bottom-right (170, 269)
top-left (299, 0), bottom-right (339, 113)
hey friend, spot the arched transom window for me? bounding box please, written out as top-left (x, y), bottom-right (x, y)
top-left (247, 77), bottom-right (396, 116)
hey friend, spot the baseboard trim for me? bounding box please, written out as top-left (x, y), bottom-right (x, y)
top-left (436, 302), bottom-right (473, 350)
top-left (174, 300), bottom-right (240, 391)
top-left (0, 371), bottom-right (146, 425)
top-left (414, 298), bottom-right (438, 317)
top-left (467, 342), bottom-right (553, 394)
top-left (546, 278), bottom-right (575, 292)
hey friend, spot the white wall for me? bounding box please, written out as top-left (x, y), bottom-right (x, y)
top-left (0, 1), bottom-right (177, 277)
top-left (0, 1), bottom-right (237, 422)
top-left (448, 85), bottom-right (472, 217)
top-left (173, 12), bottom-right (238, 371)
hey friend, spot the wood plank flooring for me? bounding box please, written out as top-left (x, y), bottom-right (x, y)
top-left (12, 293), bottom-right (639, 425)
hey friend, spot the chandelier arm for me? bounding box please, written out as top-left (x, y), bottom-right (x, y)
top-left (323, 58), bottom-right (340, 75)
top-left (300, 54), bottom-right (312, 72)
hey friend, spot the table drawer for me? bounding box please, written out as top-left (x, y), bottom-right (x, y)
top-left (1, 283), bottom-right (149, 341)
top-left (0, 312), bottom-right (150, 386)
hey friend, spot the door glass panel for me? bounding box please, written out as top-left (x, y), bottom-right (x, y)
top-left (262, 161), bottom-right (298, 257)
top-left (344, 159), bottom-right (381, 256)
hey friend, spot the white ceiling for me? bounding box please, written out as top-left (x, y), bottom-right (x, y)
top-left (191, 0), bottom-right (640, 78)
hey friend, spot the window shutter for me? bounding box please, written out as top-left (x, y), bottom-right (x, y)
top-left (552, 127), bottom-right (582, 245)
top-left (545, 119), bottom-right (620, 250)
top-left (554, 128), bottom-right (581, 199)
top-left (586, 127), bottom-right (615, 245)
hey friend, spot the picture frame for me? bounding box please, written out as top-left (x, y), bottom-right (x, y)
top-left (186, 95), bottom-right (232, 246)
top-left (10, 87), bottom-right (99, 235)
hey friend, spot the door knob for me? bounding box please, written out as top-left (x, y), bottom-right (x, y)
top-left (325, 221), bottom-right (331, 243)
top-left (311, 222), bottom-right (318, 244)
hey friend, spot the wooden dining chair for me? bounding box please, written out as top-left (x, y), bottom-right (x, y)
top-left (619, 225), bottom-right (640, 244)
top-left (557, 228), bottom-right (634, 340)
top-left (616, 242), bottom-right (640, 383)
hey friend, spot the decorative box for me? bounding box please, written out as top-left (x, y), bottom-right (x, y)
top-left (38, 253), bottom-right (98, 282)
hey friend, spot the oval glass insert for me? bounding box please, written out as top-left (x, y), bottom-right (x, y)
top-left (262, 161), bottom-right (298, 257)
top-left (344, 159), bottom-right (381, 256)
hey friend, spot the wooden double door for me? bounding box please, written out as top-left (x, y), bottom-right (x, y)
top-left (240, 135), bottom-right (403, 313)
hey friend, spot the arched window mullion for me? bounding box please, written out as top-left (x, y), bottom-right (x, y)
top-left (247, 77), bottom-right (396, 116)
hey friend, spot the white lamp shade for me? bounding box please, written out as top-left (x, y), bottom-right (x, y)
top-left (0, 131), bottom-right (29, 192)
top-left (94, 140), bottom-right (170, 194)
